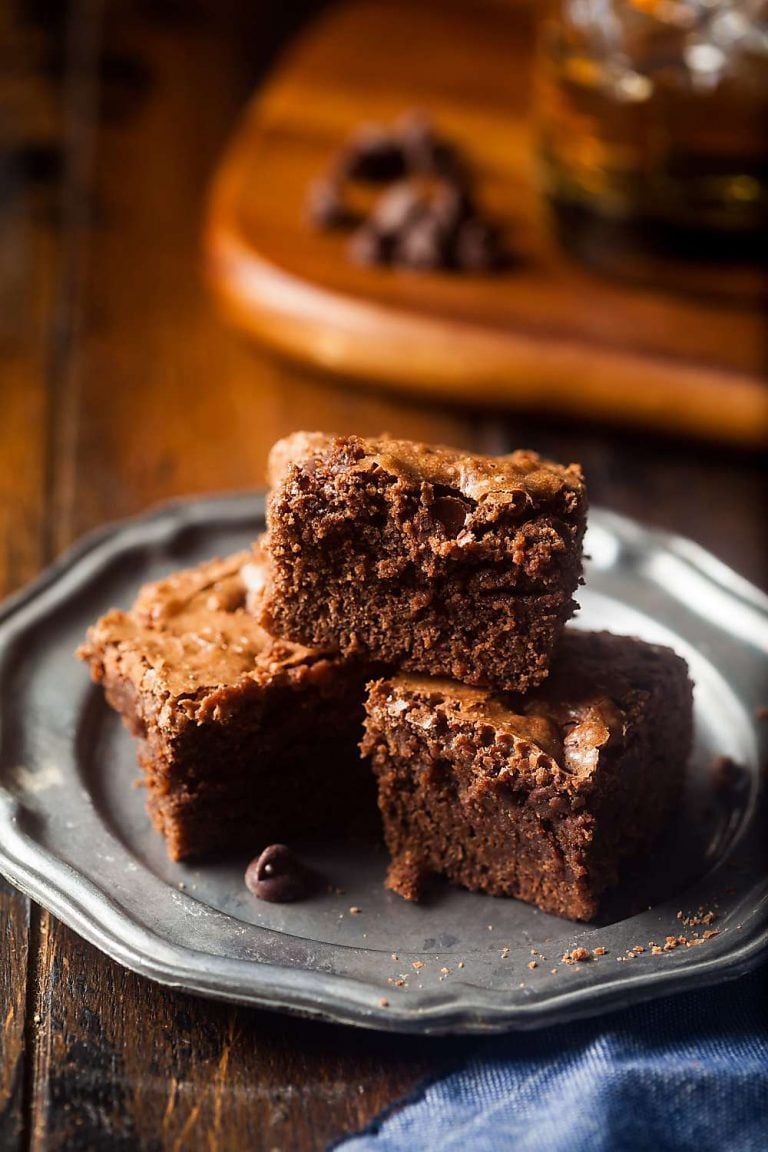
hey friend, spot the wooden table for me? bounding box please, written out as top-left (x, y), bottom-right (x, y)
top-left (0, 3), bottom-right (765, 1149)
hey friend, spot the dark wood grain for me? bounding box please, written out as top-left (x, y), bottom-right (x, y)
top-left (207, 0), bottom-right (768, 446)
top-left (21, 2), bottom-right (470, 1150)
top-left (28, 921), bottom-right (463, 1152)
top-left (0, 4), bottom-right (66, 1145)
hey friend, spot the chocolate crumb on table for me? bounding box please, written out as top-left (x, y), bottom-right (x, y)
top-left (361, 630), bottom-right (693, 920)
top-left (262, 431), bottom-right (587, 694)
top-left (78, 547), bottom-right (376, 861)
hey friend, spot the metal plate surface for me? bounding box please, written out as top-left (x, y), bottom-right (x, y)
top-left (0, 495), bottom-right (766, 1034)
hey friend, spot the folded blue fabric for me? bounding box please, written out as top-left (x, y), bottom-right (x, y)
top-left (336, 964), bottom-right (768, 1152)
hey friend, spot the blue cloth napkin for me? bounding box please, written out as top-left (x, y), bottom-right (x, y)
top-left (335, 964), bottom-right (768, 1152)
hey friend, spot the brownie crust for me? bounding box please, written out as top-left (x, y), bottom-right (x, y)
top-left (361, 630), bottom-right (693, 920)
top-left (261, 432), bottom-right (587, 692)
top-left (79, 548), bottom-right (375, 860)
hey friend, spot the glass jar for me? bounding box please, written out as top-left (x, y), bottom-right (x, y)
top-left (536, 0), bottom-right (768, 280)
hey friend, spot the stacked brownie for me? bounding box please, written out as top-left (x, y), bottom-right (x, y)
top-left (80, 432), bottom-right (692, 921)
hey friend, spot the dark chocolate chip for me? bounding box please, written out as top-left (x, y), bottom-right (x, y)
top-left (454, 217), bottom-right (506, 272)
top-left (431, 181), bottom-right (475, 231)
top-left (430, 494), bottom-right (470, 536)
top-left (348, 223), bottom-right (391, 266)
top-left (305, 177), bottom-right (358, 230)
top-left (398, 110), bottom-right (464, 180)
top-left (394, 214), bottom-right (450, 270)
top-left (339, 124), bottom-right (408, 182)
top-left (369, 180), bottom-right (425, 237)
top-left (244, 844), bottom-right (318, 903)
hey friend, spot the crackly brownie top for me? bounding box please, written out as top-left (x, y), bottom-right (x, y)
top-left (268, 432), bottom-right (586, 513)
top-left (369, 631), bottom-right (689, 787)
top-left (78, 547), bottom-right (342, 725)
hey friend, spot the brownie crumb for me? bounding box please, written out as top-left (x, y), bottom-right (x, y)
top-left (592, 946), bottom-right (607, 957)
top-left (527, 960), bottom-right (538, 970)
top-left (562, 947), bottom-right (591, 964)
top-left (412, 960), bottom-right (424, 971)
top-left (678, 908), bottom-right (717, 928)
top-left (378, 997), bottom-right (390, 1008)
top-left (349, 906), bottom-right (362, 915)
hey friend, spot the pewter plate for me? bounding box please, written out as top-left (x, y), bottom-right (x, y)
top-left (0, 495), bottom-right (766, 1034)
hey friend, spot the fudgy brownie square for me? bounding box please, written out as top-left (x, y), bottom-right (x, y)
top-left (361, 631), bottom-right (693, 921)
top-left (261, 432), bottom-right (587, 693)
top-left (78, 547), bottom-right (375, 861)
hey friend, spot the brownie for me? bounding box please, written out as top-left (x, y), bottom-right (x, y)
top-left (78, 547), bottom-right (375, 861)
top-left (360, 631), bottom-right (693, 920)
top-left (261, 432), bottom-right (587, 693)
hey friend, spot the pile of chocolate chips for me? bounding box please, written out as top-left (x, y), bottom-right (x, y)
top-left (306, 111), bottom-right (508, 273)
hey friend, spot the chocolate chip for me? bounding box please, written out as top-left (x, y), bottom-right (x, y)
top-left (348, 224), bottom-right (390, 266)
top-left (305, 177), bottom-right (358, 230)
top-left (308, 110), bottom-right (511, 275)
top-left (431, 181), bottom-right (475, 231)
top-left (338, 124), bottom-right (408, 182)
top-left (430, 494), bottom-right (470, 536)
top-left (369, 181), bottom-right (425, 237)
top-left (454, 217), bottom-right (506, 272)
top-left (394, 214), bottom-right (450, 270)
top-left (398, 110), bottom-right (464, 180)
top-left (244, 844), bottom-right (318, 903)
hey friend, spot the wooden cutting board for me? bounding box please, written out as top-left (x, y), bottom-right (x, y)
top-left (205, 0), bottom-right (768, 446)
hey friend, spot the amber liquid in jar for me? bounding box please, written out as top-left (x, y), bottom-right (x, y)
top-left (536, 1), bottom-right (768, 283)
